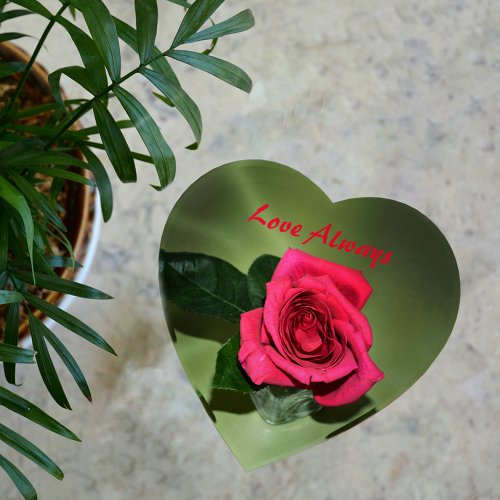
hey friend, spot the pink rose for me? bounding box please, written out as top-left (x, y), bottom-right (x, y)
top-left (238, 248), bottom-right (384, 406)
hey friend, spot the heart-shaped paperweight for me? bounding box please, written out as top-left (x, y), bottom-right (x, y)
top-left (159, 159), bottom-right (460, 470)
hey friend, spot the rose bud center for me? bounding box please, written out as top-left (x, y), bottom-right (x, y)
top-left (278, 290), bottom-right (348, 369)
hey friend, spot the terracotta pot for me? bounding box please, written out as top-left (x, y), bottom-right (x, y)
top-left (0, 42), bottom-right (99, 344)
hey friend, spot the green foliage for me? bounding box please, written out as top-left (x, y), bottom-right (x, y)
top-left (246, 254), bottom-right (280, 309)
top-left (212, 334), bottom-right (256, 392)
top-left (0, 0), bottom-right (255, 497)
top-left (161, 251), bottom-right (251, 323)
top-left (160, 252), bottom-right (279, 391)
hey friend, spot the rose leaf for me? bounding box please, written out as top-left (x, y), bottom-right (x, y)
top-left (160, 251), bottom-right (251, 323)
top-left (212, 334), bottom-right (257, 393)
top-left (246, 254), bottom-right (280, 309)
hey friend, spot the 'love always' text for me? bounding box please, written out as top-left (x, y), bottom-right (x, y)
top-left (247, 203), bottom-right (393, 268)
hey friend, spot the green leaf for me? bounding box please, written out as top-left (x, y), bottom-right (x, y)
top-left (23, 166), bottom-right (93, 186)
top-left (82, 141), bottom-right (154, 164)
top-left (212, 334), bottom-right (256, 392)
top-left (10, 0), bottom-right (52, 18)
top-left (0, 208), bottom-right (7, 271)
top-left (141, 68), bottom-right (202, 146)
top-left (0, 454), bottom-right (37, 500)
top-left (0, 8), bottom-right (32, 22)
top-left (114, 85), bottom-right (175, 189)
top-left (0, 32), bottom-right (26, 43)
top-left (0, 290), bottom-right (23, 305)
top-left (49, 66), bottom-right (99, 108)
top-left (153, 91), bottom-right (174, 108)
top-left (167, 50), bottom-right (252, 93)
top-left (40, 325), bottom-right (92, 402)
top-left (165, 0), bottom-right (190, 7)
top-left (22, 292), bottom-right (116, 355)
top-left (0, 177), bottom-right (34, 272)
top-left (92, 98), bottom-right (137, 183)
top-left (0, 61), bottom-right (25, 79)
top-left (80, 146), bottom-right (113, 221)
top-left (0, 422), bottom-right (64, 480)
top-left (113, 16), bottom-right (180, 85)
top-left (135, 0), bottom-right (158, 64)
top-left (0, 145), bottom-right (89, 170)
top-left (10, 171), bottom-right (66, 232)
top-left (186, 9), bottom-right (254, 43)
top-left (72, 0), bottom-right (121, 81)
top-left (75, 120), bottom-right (133, 138)
top-left (2, 303), bottom-right (20, 384)
top-left (246, 254), bottom-right (280, 309)
top-left (0, 386), bottom-right (80, 440)
top-left (12, 270), bottom-right (112, 300)
top-left (57, 18), bottom-right (108, 99)
top-left (0, 344), bottom-right (34, 364)
top-left (171, 0), bottom-right (224, 48)
top-left (29, 312), bottom-right (71, 409)
top-left (44, 255), bottom-right (82, 269)
top-left (160, 251), bottom-right (251, 323)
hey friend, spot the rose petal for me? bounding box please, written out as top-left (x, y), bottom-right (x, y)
top-left (298, 274), bottom-right (373, 348)
top-left (262, 278), bottom-right (296, 358)
top-left (239, 308), bottom-right (297, 387)
top-left (264, 337), bottom-right (358, 385)
top-left (312, 331), bottom-right (384, 406)
top-left (272, 248), bottom-right (372, 309)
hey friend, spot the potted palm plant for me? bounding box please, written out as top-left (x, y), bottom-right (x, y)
top-left (0, 0), bottom-right (254, 497)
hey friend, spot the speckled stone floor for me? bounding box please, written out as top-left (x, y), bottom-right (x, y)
top-left (1, 0), bottom-right (499, 498)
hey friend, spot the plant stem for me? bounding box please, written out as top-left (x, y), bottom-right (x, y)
top-left (5, 3), bottom-right (70, 114)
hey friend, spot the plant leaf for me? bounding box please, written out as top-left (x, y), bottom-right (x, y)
top-left (10, 0), bottom-right (52, 18)
top-left (43, 255), bottom-right (82, 269)
top-left (164, 0), bottom-right (190, 7)
top-left (22, 166), bottom-right (93, 186)
top-left (80, 146), bottom-right (113, 221)
top-left (212, 334), bottom-right (256, 392)
top-left (57, 18), bottom-right (108, 100)
top-left (0, 290), bottom-right (23, 305)
top-left (49, 66), bottom-right (99, 108)
top-left (0, 8), bottom-right (32, 22)
top-left (0, 177), bottom-right (33, 272)
top-left (0, 32), bottom-right (26, 43)
top-left (113, 85), bottom-right (175, 189)
top-left (113, 16), bottom-right (180, 85)
top-left (171, 0), bottom-right (224, 48)
top-left (72, 0), bottom-right (121, 81)
top-left (0, 144), bottom-right (89, 169)
top-left (22, 292), bottom-right (116, 355)
top-left (167, 49), bottom-right (252, 92)
top-left (0, 454), bottom-right (37, 500)
top-left (0, 422), bottom-right (64, 480)
top-left (29, 312), bottom-right (71, 409)
top-left (9, 171), bottom-right (66, 232)
top-left (75, 120), bottom-right (133, 138)
top-left (0, 61), bottom-right (25, 79)
top-left (160, 251), bottom-right (251, 323)
top-left (12, 270), bottom-right (112, 299)
top-left (2, 303), bottom-right (20, 384)
top-left (135, 0), bottom-right (158, 64)
top-left (0, 208), bottom-right (7, 271)
top-left (186, 9), bottom-right (254, 43)
top-left (0, 344), bottom-right (34, 364)
top-left (141, 67), bottom-right (202, 146)
top-left (92, 98), bottom-right (137, 183)
top-left (246, 254), bottom-right (280, 309)
top-left (39, 325), bottom-right (92, 402)
top-left (0, 386), bottom-right (80, 440)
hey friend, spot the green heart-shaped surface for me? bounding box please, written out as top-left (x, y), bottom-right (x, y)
top-left (159, 160), bottom-right (460, 470)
